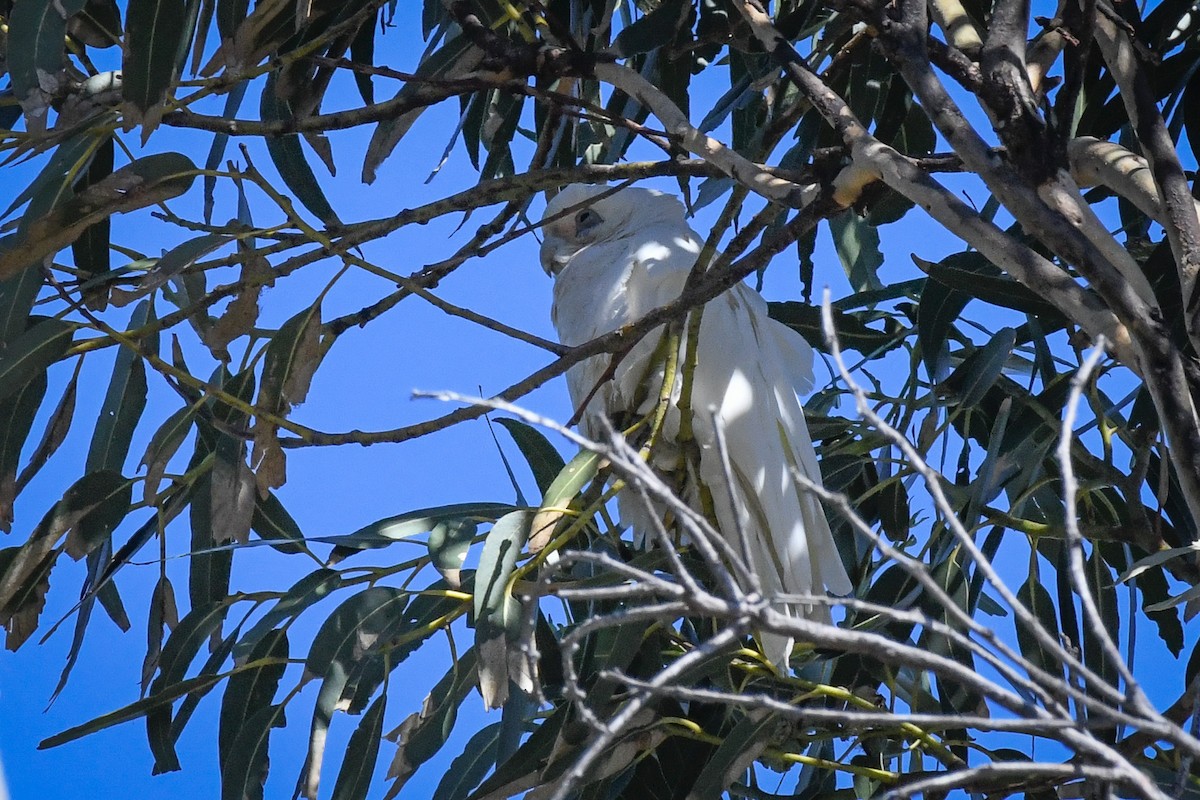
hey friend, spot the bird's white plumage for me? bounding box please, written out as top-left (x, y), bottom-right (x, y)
top-left (541, 185), bottom-right (851, 666)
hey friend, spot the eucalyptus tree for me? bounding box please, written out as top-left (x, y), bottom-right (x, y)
top-left (1, 0), bottom-right (1199, 797)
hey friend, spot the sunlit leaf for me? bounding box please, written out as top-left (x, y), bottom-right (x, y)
top-left (474, 510), bottom-right (532, 709)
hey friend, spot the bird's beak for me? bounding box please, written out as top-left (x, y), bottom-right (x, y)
top-left (540, 235), bottom-right (566, 276)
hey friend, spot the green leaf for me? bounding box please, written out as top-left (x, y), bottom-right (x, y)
top-left (71, 0), bottom-right (123, 47)
top-left (349, 17), bottom-right (376, 105)
top-left (495, 417), bottom-right (566, 497)
top-left (0, 373), bottom-right (48, 532)
top-left (2, 134), bottom-right (97, 223)
top-left (41, 672), bottom-right (225, 749)
top-left (940, 326), bottom-right (1016, 408)
top-left (386, 579), bottom-right (467, 665)
top-left (250, 491), bottom-right (308, 555)
top-left (361, 34), bottom-right (479, 183)
top-left (232, 568), bottom-right (342, 664)
top-left (432, 723), bottom-right (501, 800)
top-left (139, 404), bottom-right (196, 501)
top-left (768, 301), bottom-right (902, 356)
top-left (0, 266), bottom-right (44, 346)
top-left (16, 362), bottom-right (78, 492)
top-left (427, 518), bottom-right (477, 588)
top-left (688, 709), bottom-right (774, 799)
top-left (219, 628), bottom-right (288, 771)
top-left (330, 693), bottom-right (386, 800)
top-left (612, 0), bottom-right (689, 57)
top-left (260, 74), bottom-right (341, 226)
top-left (87, 301), bottom-right (153, 474)
top-left (62, 471), bottom-right (133, 560)
top-left (1016, 568), bottom-right (1063, 680)
top-left (169, 622), bottom-right (240, 746)
top-left (469, 704), bottom-right (567, 800)
top-left (304, 587), bottom-right (408, 680)
top-left (0, 319), bottom-right (73, 403)
top-left (220, 702), bottom-right (287, 800)
top-left (260, 301), bottom-right (323, 413)
top-left (475, 510), bottom-right (532, 708)
top-left (7, 0), bottom-right (89, 116)
top-left (915, 251), bottom-right (1068, 326)
top-left (916, 271), bottom-right (970, 382)
top-left (70, 137), bottom-right (115, 302)
top-left (327, 502), bottom-right (515, 560)
top-left (474, 511), bottom-right (530, 636)
top-left (1136, 561), bottom-right (1184, 656)
top-left (529, 448), bottom-right (602, 552)
top-left (0, 153), bottom-right (198, 279)
top-left (385, 648), bottom-right (479, 796)
top-left (146, 601), bottom-right (233, 772)
top-left (829, 211), bottom-right (884, 292)
top-left (203, 81), bottom-right (249, 224)
top-left (1082, 552), bottom-right (1119, 690)
top-left (298, 587), bottom-right (408, 799)
top-left (122, 0), bottom-right (190, 137)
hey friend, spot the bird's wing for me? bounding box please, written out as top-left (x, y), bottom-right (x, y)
top-left (688, 285), bottom-right (851, 622)
top-left (552, 225), bottom-right (697, 439)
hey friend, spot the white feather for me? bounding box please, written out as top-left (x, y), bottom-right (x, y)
top-left (542, 185), bottom-right (850, 668)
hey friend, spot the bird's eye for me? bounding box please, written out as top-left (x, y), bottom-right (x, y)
top-left (575, 208), bottom-right (603, 237)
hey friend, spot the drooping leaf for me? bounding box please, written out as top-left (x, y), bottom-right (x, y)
top-left (361, 34), bottom-right (482, 183)
top-left (431, 723), bottom-right (501, 800)
top-left (219, 628), bottom-right (288, 771)
top-left (769, 301), bottom-right (902, 356)
top-left (829, 211), bottom-right (884, 292)
top-left (385, 647), bottom-right (479, 796)
top-left (68, 136), bottom-right (115, 310)
top-left (62, 472), bottom-right (133, 561)
top-left (139, 404), bottom-right (197, 503)
top-left (1016, 569), bottom-right (1064, 681)
top-left (122, 0), bottom-right (193, 138)
top-left (494, 417), bottom-right (566, 497)
top-left (86, 301), bottom-right (153, 474)
top-left (7, 0), bottom-right (89, 123)
top-left (348, 16), bottom-right (376, 106)
top-left (474, 510), bottom-right (532, 709)
top-left (41, 672), bottom-right (225, 750)
top-left (16, 362), bottom-right (78, 493)
top-left (687, 709), bottom-right (774, 800)
top-left (203, 80), bottom-right (250, 223)
top-left (330, 693), bottom-right (387, 800)
top-left (297, 586), bottom-right (408, 799)
top-left (915, 251), bottom-right (1070, 326)
top-left (939, 326), bottom-right (1016, 408)
top-left (0, 372), bottom-right (48, 532)
top-left (250, 491), bottom-right (309, 555)
top-left (145, 600), bottom-right (233, 772)
top-left (260, 75), bottom-right (341, 226)
top-left (114, 233), bottom-right (230, 307)
top-left (916, 271), bottom-right (970, 382)
top-left (0, 319), bottom-right (73, 403)
top-left (220, 702), bottom-right (287, 800)
top-left (611, 0), bottom-right (690, 57)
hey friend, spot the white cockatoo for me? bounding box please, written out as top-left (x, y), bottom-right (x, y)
top-left (540, 184), bottom-right (851, 667)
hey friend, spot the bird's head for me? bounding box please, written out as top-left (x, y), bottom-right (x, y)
top-left (539, 184), bottom-right (687, 275)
